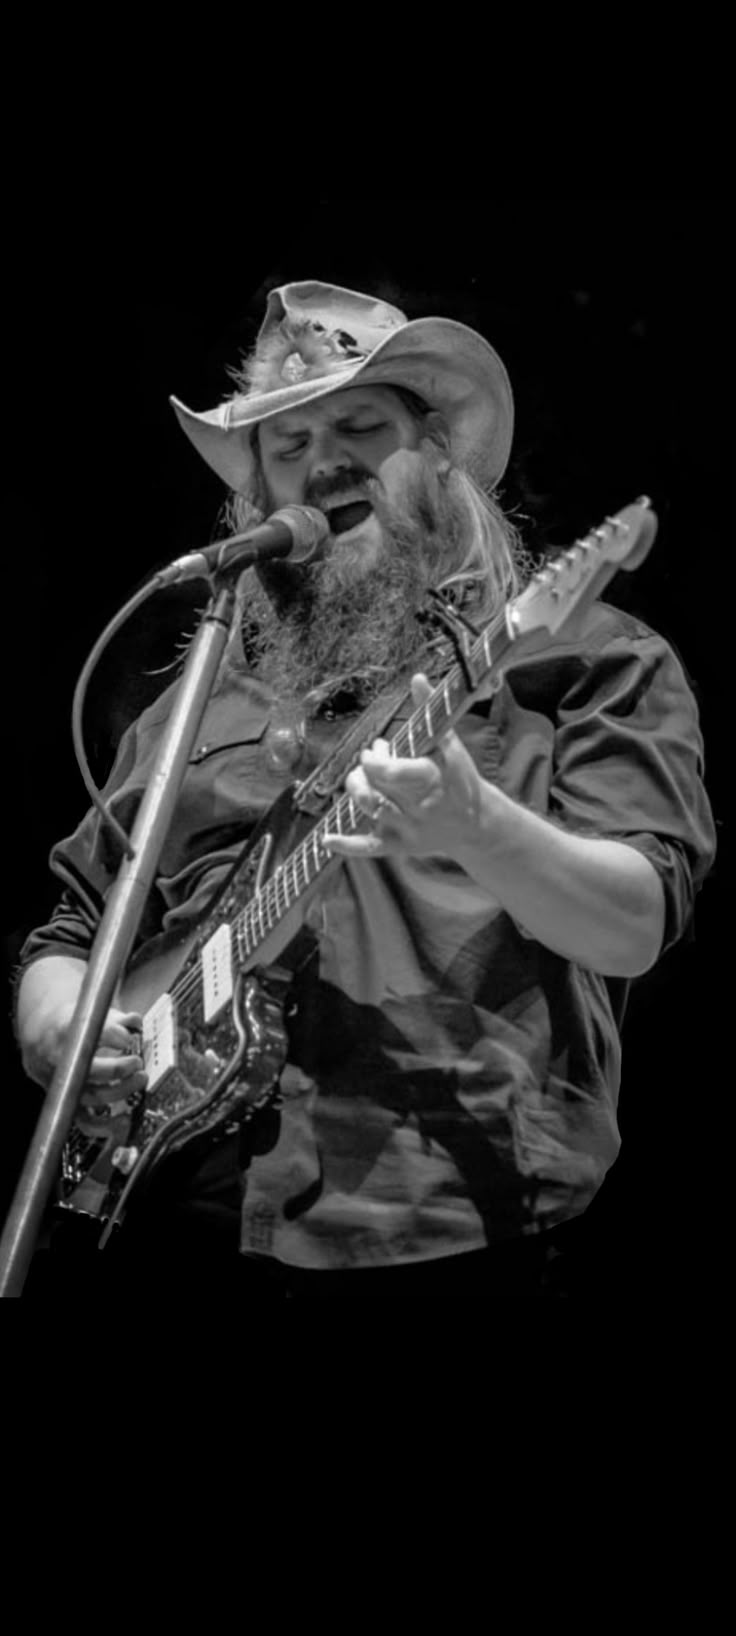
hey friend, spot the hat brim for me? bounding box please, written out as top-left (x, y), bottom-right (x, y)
top-left (170, 315), bottom-right (514, 492)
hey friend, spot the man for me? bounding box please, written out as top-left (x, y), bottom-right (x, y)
top-left (14, 280), bottom-right (716, 1298)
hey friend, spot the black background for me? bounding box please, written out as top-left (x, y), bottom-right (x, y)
top-left (2, 196), bottom-right (730, 1292)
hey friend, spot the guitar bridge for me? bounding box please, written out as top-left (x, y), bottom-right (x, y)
top-left (60, 1129), bottom-right (107, 1195)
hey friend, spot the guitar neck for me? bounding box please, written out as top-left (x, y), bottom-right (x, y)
top-left (232, 496), bottom-right (657, 965)
top-left (233, 613), bottom-right (512, 962)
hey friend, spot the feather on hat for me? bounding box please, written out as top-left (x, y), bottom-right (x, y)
top-left (169, 280), bottom-right (514, 492)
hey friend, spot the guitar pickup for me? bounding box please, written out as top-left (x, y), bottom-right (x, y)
top-left (142, 993), bottom-right (177, 1090)
top-left (201, 923), bottom-right (234, 1022)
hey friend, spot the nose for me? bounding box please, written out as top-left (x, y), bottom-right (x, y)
top-left (309, 425), bottom-right (351, 481)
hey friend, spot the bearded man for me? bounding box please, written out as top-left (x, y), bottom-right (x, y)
top-left (13, 281), bottom-right (716, 1298)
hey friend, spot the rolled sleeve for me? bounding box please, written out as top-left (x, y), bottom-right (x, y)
top-left (550, 625), bottom-right (716, 953)
top-left (16, 669), bottom-right (275, 979)
top-left (16, 700), bottom-right (167, 977)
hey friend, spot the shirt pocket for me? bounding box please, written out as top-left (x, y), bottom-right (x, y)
top-left (187, 693), bottom-right (271, 767)
top-left (158, 844), bottom-right (250, 929)
top-left (137, 694), bottom-right (274, 886)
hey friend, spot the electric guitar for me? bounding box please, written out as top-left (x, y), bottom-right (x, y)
top-left (58, 498), bottom-right (658, 1243)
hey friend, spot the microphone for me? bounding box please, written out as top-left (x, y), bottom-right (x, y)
top-left (154, 506), bottom-right (330, 586)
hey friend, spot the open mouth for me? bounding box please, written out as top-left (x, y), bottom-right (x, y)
top-left (326, 500), bottom-right (374, 537)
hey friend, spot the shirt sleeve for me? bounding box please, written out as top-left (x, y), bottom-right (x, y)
top-left (549, 619), bottom-right (717, 954)
top-left (16, 709), bottom-right (166, 976)
top-left (16, 667), bottom-right (274, 979)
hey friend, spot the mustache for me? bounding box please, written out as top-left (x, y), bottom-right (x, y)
top-left (304, 466), bottom-right (374, 508)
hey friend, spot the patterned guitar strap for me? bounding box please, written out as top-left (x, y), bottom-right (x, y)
top-left (291, 618), bottom-right (458, 818)
top-left (243, 603), bottom-right (467, 1079)
top-left (291, 678), bottom-right (410, 817)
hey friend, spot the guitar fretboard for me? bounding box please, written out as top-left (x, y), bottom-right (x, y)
top-left (233, 617), bottom-right (505, 965)
top-left (166, 498), bottom-right (649, 1016)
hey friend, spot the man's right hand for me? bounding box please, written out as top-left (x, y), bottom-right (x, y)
top-left (15, 957), bottom-right (147, 1100)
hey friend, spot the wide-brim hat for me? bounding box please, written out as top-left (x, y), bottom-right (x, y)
top-left (169, 280), bottom-right (514, 492)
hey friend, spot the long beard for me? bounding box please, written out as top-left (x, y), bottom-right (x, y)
top-left (240, 455), bottom-right (482, 713)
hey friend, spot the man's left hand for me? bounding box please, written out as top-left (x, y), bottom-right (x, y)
top-left (323, 673), bottom-right (490, 862)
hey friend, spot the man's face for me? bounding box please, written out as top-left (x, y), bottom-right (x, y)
top-left (257, 385), bottom-right (423, 574)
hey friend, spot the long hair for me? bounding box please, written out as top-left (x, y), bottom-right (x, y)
top-left (216, 392), bottom-right (533, 670)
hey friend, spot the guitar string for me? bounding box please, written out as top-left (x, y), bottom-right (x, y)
top-left (162, 593), bottom-right (510, 1024)
top-left (165, 659), bottom-right (469, 1020)
top-left (149, 521), bottom-right (621, 1029)
top-left (157, 542), bottom-right (581, 1025)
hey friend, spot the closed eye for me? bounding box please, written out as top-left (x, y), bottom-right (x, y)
top-left (277, 443), bottom-right (308, 461)
top-left (276, 423), bottom-right (387, 460)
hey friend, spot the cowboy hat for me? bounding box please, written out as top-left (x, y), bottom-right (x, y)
top-left (169, 279), bottom-right (514, 492)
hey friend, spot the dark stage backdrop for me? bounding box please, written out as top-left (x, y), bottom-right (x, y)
top-left (3, 196), bottom-right (730, 1293)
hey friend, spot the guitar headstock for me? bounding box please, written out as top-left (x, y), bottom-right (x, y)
top-left (509, 497), bottom-right (658, 640)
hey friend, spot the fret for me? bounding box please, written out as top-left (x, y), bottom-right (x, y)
top-left (197, 504), bottom-right (653, 988)
top-left (233, 651), bottom-right (493, 963)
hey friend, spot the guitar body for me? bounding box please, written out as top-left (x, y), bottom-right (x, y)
top-left (58, 789), bottom-right (315, 1242)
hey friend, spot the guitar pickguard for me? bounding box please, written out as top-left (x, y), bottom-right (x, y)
top-left (57, 803), bottom-right (300, 1236)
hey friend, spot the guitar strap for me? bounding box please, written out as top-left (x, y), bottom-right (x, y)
top-left (292, 607), bottom-right (463, 817)
top-left (292, 675), bottom-right (413, 817)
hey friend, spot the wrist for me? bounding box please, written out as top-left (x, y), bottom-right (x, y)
top-left (454, 778), bottom-right (520, 886)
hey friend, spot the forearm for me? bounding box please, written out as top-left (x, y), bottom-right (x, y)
top-left (459, 784), bottom-right (665, 978)
top-left (15, 956), bottom-right (88, 1063)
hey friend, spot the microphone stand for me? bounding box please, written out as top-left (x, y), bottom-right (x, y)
top-left (0, 570), bottom-right (243, 1296)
